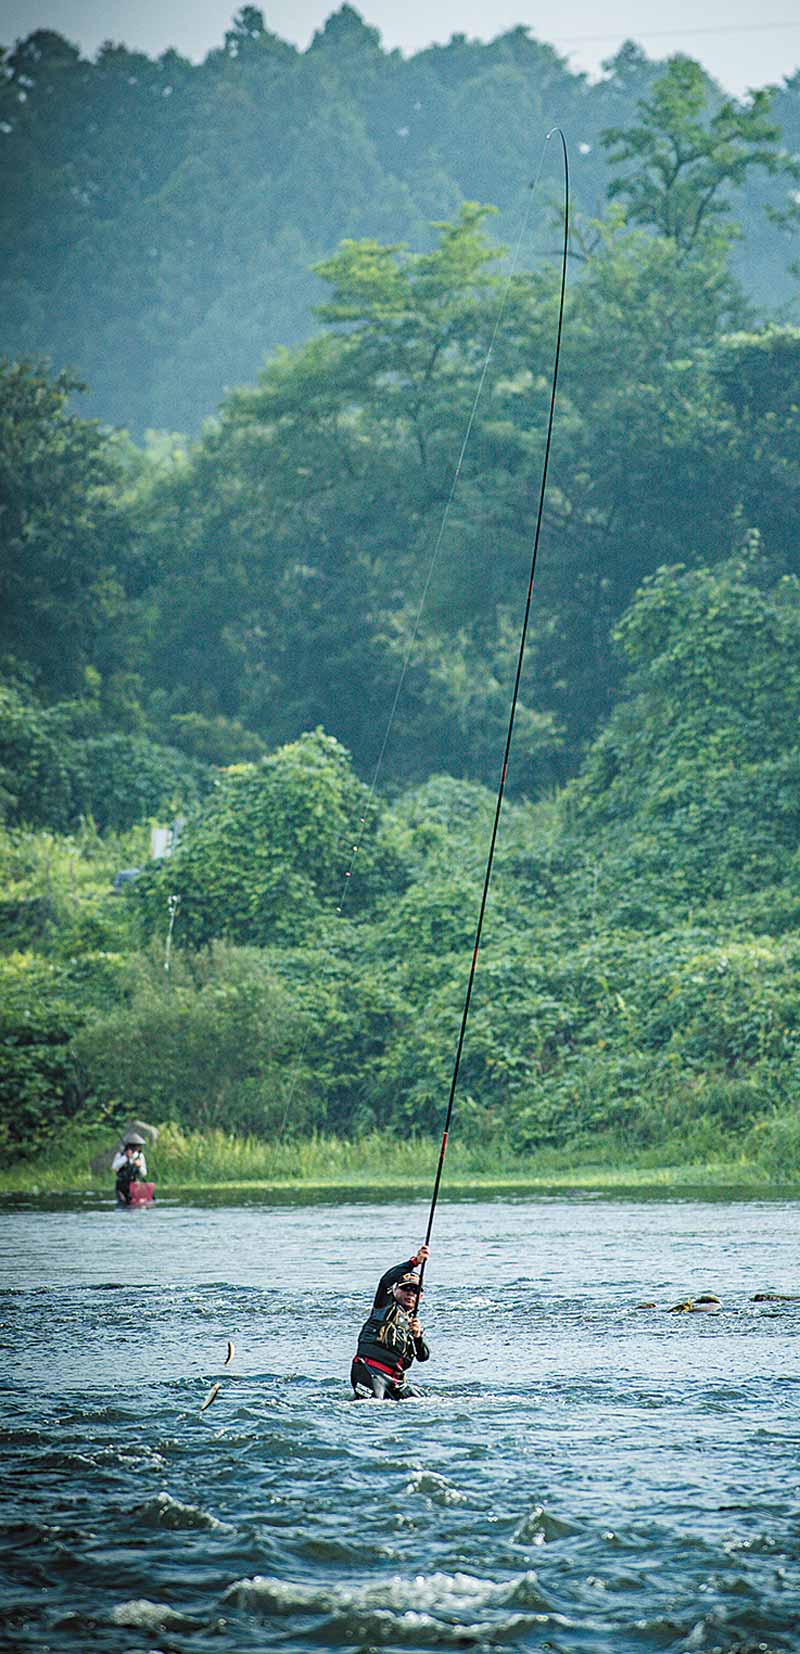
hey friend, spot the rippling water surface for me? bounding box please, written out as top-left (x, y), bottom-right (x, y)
top-left (2, 1191), bottom-right (799, 1652)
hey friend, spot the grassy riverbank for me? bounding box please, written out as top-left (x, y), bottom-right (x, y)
top-left (2, 1122), bottom-right (798, 1197)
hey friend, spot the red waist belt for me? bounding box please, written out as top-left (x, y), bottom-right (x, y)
top-left (356, 1355), bottom-right (402, 1378)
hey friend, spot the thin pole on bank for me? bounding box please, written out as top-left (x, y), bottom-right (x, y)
top-left (416, 127), bottom-right (570, 1291)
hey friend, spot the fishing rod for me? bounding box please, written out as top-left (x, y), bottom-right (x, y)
top-left (415, 127), bottom-right (570, 1298)
top-left (201, 136), bottom-right (568, 1415)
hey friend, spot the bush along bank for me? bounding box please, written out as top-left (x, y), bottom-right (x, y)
top-left (2, 561), bottom-right (800, 1169)
top-left (1, 1120), bottom-right (797, 1197)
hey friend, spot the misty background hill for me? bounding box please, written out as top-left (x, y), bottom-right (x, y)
top-left (2, 3), bottom-right (799, 434)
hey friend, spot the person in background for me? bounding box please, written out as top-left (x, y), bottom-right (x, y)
top-left (112, 1134), bottom-right (148, 1206)
top-left (351, 1243), bottom-right (431, 1399)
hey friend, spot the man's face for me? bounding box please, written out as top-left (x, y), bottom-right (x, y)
top-left (394, 1281), bottom-right (422, 1313)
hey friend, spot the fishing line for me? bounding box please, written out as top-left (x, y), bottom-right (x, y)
top-left (334, 132), bottom-right (558, 917)
top-left (415, 127), bottom-right (570, 1297)
top-left (273, 139), bottom-right (559, 1137)
top-left (204, 136), bottom-right (567, 1414)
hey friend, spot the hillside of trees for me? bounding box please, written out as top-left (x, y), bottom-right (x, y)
top-left (1, 47), bottom-right (799, 1173)
top-left (3, 554), bottom-right (800, 1171)
top-left (1, 5), bottom-right (798, 433)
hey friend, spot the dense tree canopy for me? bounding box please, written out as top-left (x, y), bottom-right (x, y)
top-left (2, 65), bottom-right (799, 786)
top-left (1, 10), bottom-right (798, 432)
top-left (0, 362), bottom-right (133, 699)
top-left (6, 552), bottom-right (799, 1159)
top-left (2, 35), bottom-right (800, 1169)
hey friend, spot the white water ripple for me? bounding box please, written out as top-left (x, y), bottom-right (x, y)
top-left (2, 1194), bottom-right (800, 1654)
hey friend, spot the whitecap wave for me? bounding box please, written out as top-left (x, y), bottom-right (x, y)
top-left (136, 1490), bottom-right (231, 1531)
top-left (404, 1467), bottom-right (467, 1505)
top-left (224, 1566), bottom-right (550, 1618)
top-left (111, 1599), bottom-right (198, 1630)
top-left (514, 1503), bottom-right (578, 1544)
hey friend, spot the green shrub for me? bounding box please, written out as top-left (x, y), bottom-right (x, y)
top-left (0, 821), bottom-right (148, 954)
top-left (136, 729), bottom-right (406, 949)
top-left (72, 732), bottom-right (209, 832)
top-left (0, 683), bottom-right (77, 831)
top-left (745, 1110), bottom-right (800, 1176)
top-left (0, 682), bottom-right (210, 834)
top-left (0, 951), bottom-right (127, 1158)
top-left (72, 945), bottom-right (314, 1136)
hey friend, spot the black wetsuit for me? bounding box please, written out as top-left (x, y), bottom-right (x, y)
top-left (351, 1258), bottom-right (430, 1399)
top-left (115, 1161), bottom-right (139, 1205)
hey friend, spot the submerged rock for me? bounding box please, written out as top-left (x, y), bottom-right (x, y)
top-left (668, 1293), bottom-right (721, 1313)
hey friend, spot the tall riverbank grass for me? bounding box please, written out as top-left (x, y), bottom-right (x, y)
top-left (2, 1118), bottom-right (798, 1197)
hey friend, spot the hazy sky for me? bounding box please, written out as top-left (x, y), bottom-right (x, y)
top-left (3, 0), bottom-right (799, 95)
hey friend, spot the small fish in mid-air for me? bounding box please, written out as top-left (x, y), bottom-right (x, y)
top-left (224, 1340), bottom-right (235, 1365)
top-left (200, 1382), bottom-right (221, 1414)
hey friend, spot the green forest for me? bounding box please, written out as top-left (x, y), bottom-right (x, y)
top-left (2, 6), bottom-right (799, 432)
top-left (1, 10), bottom-right (799, 1187)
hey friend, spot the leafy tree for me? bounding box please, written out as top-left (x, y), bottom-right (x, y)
top-left (573, 548), bottom-right (800, 905)
top-left (132, 205), bottom-right (566, 786)
top-left (73, 734), bottom-right (209, 833)
top-left (0, 679), bottom-right (208, 833)
top-left (166, 712), bottom-right (267, 767)
top-left (603, 57), bottom-right (795, 252)
top-left (137, 729), bottom-right (404, 948)
top-left (709, 327), bottom-right (800, 561)
top-left (503, 62), bottom-right (799, 751)
top-left (0, 361), bottom-right (133, 700)
top-left (312, 201), bottom-right (503, 451)
top-left (0, 682), bottom-right (76, 831)
top-left (72, 945), bottom-right (310, 1137)
top-left (2, 17), bottom-right (797, 434)
top-left (0, 950), bottom-right (128, 1159)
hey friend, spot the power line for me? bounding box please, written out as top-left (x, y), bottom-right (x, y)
top-left (555, 21), bottom-right (800, 47)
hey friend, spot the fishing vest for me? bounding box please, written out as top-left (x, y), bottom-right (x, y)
top-left (356, 1300), bottom-right (429, 1373)
top-left (115, 1161), bottom-right (139, 1195)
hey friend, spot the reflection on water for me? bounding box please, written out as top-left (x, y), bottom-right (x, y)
top-left (2, 1195), bottom-right (799, 1651)
top-left (3, 1177), bottom-right (798, 1214)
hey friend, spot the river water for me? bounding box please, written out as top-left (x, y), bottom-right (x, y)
top-left (2, 1191), bottom-right (799, 1652)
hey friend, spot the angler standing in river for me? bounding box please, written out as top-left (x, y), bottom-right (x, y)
top-left (351, 1244), bottom-right (431, 1398)
top-left (112, 1134), bottom-right (148, 1206)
